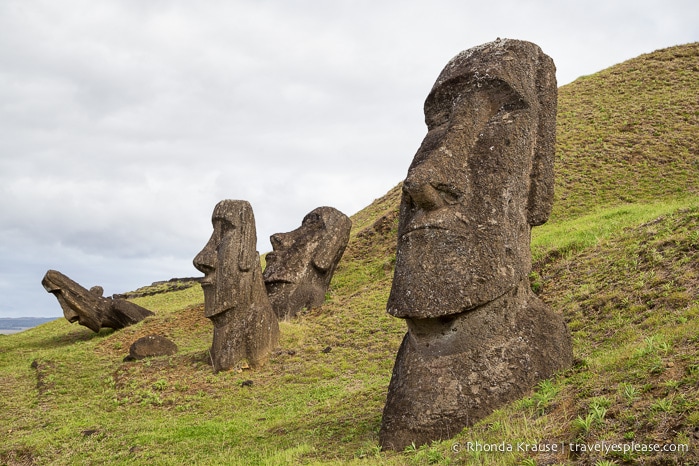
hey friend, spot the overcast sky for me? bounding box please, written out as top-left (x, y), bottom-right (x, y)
top-left (1, 0), bottom-right (697, 318)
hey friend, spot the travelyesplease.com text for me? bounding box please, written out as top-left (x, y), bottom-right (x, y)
top-left (452, 441), bottom-right (689, 455)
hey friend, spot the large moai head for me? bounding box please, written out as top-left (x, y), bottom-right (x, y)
top-left (387, 38), bottom-right (557, 319)
top-left (379, 39), bottom-right (571, 452)
top-left (263, 206), bottom-right (351, 320)
top-left (193, 200), bottom-right (258, 319)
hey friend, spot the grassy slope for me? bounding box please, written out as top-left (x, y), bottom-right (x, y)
top-left (553, 42), bottom-right (698, 221)
top-left (1, 43), bottom-right (698, 466)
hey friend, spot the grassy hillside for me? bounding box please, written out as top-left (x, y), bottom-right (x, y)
top-left (553, 42), bottom-right (698, 221)
top-left (1, 43), bottom-right (698, 466)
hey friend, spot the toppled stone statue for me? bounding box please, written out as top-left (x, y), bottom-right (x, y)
top-left (42, 269), bottom-right (154, 332)
top-left (263, 207), bottom-right (351, 320)
top-left (379, 39), bottom-right (574, 450)
top-left (193, 200), bottom-right (279, 372)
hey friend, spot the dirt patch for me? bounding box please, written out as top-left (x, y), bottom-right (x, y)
top-left (0, 449), bottom-right (36, 466)
top-left (30, 359), bottom-right (55, 397)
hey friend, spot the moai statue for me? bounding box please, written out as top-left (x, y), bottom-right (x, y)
top-left (379, 39), bottom-right (574, 450)
top-left (42, 269), bottom-right (154, 332)
top-left (193, 200), bottom-right (279, 372)
top-left (263, 207), bottom-right (351, 320)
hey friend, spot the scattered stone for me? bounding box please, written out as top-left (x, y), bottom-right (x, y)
top-left (42, 270), bottom-right (154, 332)
top-left (379, 38), bottom-right (573, 451)
top-left (124, 334), bottom-right (178, 362)
top-left (193, 200), bottom-right (280, 373)
top-left (263, 207), bottom-right (351, 320)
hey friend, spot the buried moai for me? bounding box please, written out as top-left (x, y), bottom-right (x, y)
top-left (193, 200), bottom-right (279, 372)
top-left (42, 269), bottom-right (154, 332)
top-left (263, 207), bottom-right (351, 320)
top-left (379, 39), bottom-right (574, 450)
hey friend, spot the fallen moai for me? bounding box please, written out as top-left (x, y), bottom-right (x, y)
top-left (42, 269), bottom-right (154, 332)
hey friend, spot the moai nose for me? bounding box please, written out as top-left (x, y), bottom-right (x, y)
top-left (403, 167), bottom-right (444, 212)
top-left (193, 240), bottom-right (216, 274)
top-left (270, 232), bottom-right (292, 250)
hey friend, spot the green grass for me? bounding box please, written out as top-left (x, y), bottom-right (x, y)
top-left (2, 42), bottom-right (698, 465)
top-left (553, 42), bottom-right (699, 221)
top-left (531, 197), bottom-right (699, 264)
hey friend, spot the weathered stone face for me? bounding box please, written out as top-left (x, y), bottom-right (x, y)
top-left (194, 200), bottom-right (258, 319)
top-left (193, 200), bottom-right (279, 372)
top-left (387, 38), bottom-right (557, 319)
top-left (41, 269), bottom-right (154, 332)
top-left (263, 207), bottom-right (351, 320)
top-left (379, 39), bottom-right (572, 451)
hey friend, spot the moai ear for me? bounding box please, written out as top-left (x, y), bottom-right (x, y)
top-left (312, 215), bottom-right (351, 272)
top-left (237, 202), bottom-right (256, 272)
top-left (527, 50), bottom-right (557, 227)
top-left (312, 235), bottom-right (341, 272)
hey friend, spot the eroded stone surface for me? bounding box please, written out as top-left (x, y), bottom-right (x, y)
top-left (379, 39), bottom-right (573, 451)
top-left (42, 269), bottom-right (154, 332)
top-left (193, 200), bottom-right (279, 372)
top-left (263, 207), bottom-right (351, 320)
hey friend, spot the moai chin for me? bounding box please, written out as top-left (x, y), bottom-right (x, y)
top-left (379, 39), bottom-right (574, 451)
top-left (263, 206), bottom-right (351, 320)
top-left (42, 269), bottom-right (154, 332)
top-left (193, 200), bottom-right (279, 372)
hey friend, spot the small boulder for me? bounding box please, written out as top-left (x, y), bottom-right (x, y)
top-left (124, 335), bottom-right (178, 362)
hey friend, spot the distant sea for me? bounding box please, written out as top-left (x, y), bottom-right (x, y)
top-left (0, 317), bottom-right (57, 334)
